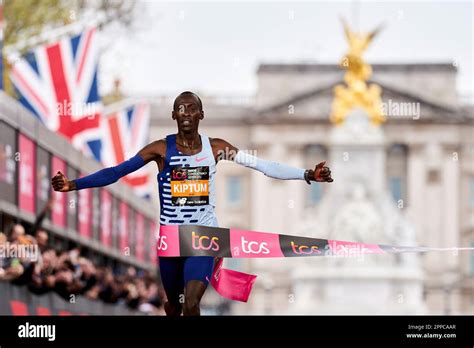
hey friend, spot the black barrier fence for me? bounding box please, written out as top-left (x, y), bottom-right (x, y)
top-left (0, 281), bottom-right (142, 316)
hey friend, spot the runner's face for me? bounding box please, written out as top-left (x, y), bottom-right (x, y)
top-left (172, 95), bottom-right (203, 133)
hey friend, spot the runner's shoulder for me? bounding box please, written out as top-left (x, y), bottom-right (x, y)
top-left (210, 138), bottom-right (239, 161)
top-left (154, 138), bottom-right (167, 157)
top-left (210, 137), bottom-right (231, 149)
top-left (141, 138), bottom-right (166, 159)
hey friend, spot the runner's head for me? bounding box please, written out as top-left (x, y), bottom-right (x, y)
top-left (172, 91), bottom-right (204, 133)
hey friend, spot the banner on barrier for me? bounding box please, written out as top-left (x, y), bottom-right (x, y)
top-left (157, 224), bottom-right (474, 303)
top-left (157, 225), bottom-right (473, 259)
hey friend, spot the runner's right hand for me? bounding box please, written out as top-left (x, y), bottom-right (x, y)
top-left (51, 171), bottom-right (73, 192)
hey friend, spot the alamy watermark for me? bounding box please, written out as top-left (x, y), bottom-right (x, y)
top-left (216, 147), bottom-right (258, 166)
top-left (0, 243), bottom-right (40, 262)
top-left (381, 99), bottom-right (420, 120)
top-left (323, 244), bottom-right (376, 261)
top-left (56, 101), bottom-right (98, 119)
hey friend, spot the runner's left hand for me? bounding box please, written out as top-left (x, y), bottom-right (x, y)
top-left (313, 161), bottom-right (333, 182)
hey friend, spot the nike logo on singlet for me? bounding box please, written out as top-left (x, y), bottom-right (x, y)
top-left (195, 156), bottom-right (208, 163)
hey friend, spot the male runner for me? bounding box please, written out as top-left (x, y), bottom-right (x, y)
top-left (51, 91), bottom-right (333, 316)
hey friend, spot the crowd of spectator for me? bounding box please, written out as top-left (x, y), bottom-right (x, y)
top-left (0, 198), bottom-right (165, 315)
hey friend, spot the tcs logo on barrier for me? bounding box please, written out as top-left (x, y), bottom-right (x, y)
top-left (178, 225), bottom-right (230, 257)
top-left (279, 235), bottom-right (329, 257)
top-left (156, 235), bottom-right (168, 251)
top-left (192, 231), bottom-right (219, 251)
top-left (290, 241), bottom-right (321, 255)
top-left (230, 230), bottom-right (283, 258)
top-left (241, 236), bottom-right (270, 255)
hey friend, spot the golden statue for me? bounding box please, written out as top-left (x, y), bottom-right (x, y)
top-left (330, 18), bottom-right (386, 126)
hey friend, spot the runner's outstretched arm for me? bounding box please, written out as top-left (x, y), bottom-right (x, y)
top-left (211, 138), bottom-right (333, 183)
top-left (51, 140), bottom-right (166, 192)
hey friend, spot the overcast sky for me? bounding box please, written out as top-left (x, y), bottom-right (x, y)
top-left (99, 1), bottom-right (473, 102)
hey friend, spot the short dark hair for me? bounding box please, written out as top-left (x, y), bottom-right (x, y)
top-left (173, 91), bottom-right (203, 111)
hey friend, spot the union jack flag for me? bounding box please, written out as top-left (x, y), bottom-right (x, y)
top-left (101, 101), bottom-right (151, 198)
top-left (9, 27), bottom-right (102, 161)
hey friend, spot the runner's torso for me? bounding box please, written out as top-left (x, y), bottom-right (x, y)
top-left (158, 134), bottom-right (218, 227)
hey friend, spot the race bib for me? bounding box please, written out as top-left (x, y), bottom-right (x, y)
top-left (170, 166), bottom-right (209, 206)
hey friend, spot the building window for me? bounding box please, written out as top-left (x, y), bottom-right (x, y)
top-left (470, 177), bottom-right (474, 206)
top-left (389, 177), bottom-right (404, 203)
top-left (387, 144), bottom-right (408, 205)
top-left (227, 176), bottom-right (242, 206)
top-left (309, 183), bottom-right (323, 204)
